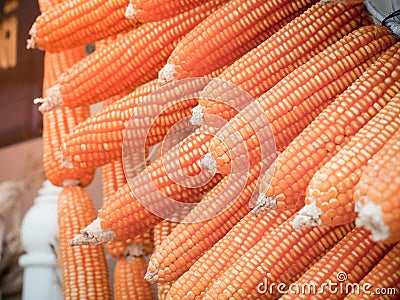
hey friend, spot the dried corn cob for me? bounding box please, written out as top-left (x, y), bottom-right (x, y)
top-left (158, 0), bottom-right (318, 84)
top-left (204, 25), bottom-right (396, 175)
top-left (166, 209), bottom-right (295, 299)
top-left (128, 0), bottom-right (224, 22)
top-left (58, 184), bottom-right (111, 300)
top-left (293, 85), bottom-right (400, 228)
top-left (102, 145), bottom-right (155, 298)
top-left (204, 217), bottom-right (354, 299)
top-left (354, 129), bottom-right (400, 243)
top-left (279, 227), bottom-right (393, 299)
top-left (192, 1), bottom-right (372, 125)
top-left (344, 242), bottom-right (400, 300)
top-left (42, 48), bottom-right (95, 186)
top-left (258, 41), bottom-right (400, 215)
top-left (61, 80), bottom-right (156, 169)
top-left (34, 0), bottom-right (225, 112)
top-left (114, 251), bottom-right (156, 300)
top-left (102, 158), bottom-right (154, 258)
top-left (70, 130), bottom-right (222, 245)
top-left (153, 220), bottom-right (180, 300)
top-left (146, 162), bottom-right (262, 283)
top-left (27, 0), bottom-right (139, 52)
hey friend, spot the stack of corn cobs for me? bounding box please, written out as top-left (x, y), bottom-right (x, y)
top-left (28, 0), bottom-right (400, 298)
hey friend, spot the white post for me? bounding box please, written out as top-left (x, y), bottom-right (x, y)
top-left (19, 180), bottom-right (63, 300)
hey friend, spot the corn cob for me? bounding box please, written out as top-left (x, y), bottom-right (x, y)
top-left (70, 131), bottom-right (222, 245)
top-left (192, 1), bottom-right (372, 125)
top-left (34, 0), bottom-right (225, 113)
top-left (344, 242), bottom-right (400, 300)
top-left (153, 220), bottom-right (180, 300)
top-left (114, 254), bottom-right (156, 300)
top-left (60, 80), bottom-right (156, 169)
top-left (204, 217), bottom-right (354, 299)
top-left (166, 209), bottom-right (295, 299)
top-left (102, 158), bottom-right (155, 257)
top-left (158, 0), bottom-right (318, 84)
top-left (293, 85), bottom-right (400, 229)
top-left (279, 227), bottom-right (393, 299)
top-left (203, 25), bottom-right (396, 175)
top-left (146, 162), bottom-right (262, 283)
top-left (42, 48), bottom-right (95, 186)
top-left (58, 184), bottom-right (111, 300)
top-left (128, 0), bottom-right (225, 22)
top-left (354, 129), bottom-right (400, 243)
top-left (27, 0), bottom-right (139, 52)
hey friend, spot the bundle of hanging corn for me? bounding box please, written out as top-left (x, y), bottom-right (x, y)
top-left (29, 0), bottom-right (399, 299)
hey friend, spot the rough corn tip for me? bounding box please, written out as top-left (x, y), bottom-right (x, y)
top-left (69, 218), bottom-right (115, 246)
top-left (125, 3), bottom-right (137, 19)
top-left (26, 22), bottom-right (37, 50)
top-left (33, 84), bottom-right (63, 113)
top-left (190, 104), bottom-right (204, 126)
top-left (200, 153), bottom-right (216, 173)
top-left (291, 200), bottom-right (323, 229)
top-left (123, 243), bottom-right (146, 262)
top-left (144, 260), bottom-right (158, 284)
top-left (158, 63), bottom-right (177, 86)
top-left (355, 200), bottom-right (390, 242)
top-left (252, 193), bottom-right (277, 215)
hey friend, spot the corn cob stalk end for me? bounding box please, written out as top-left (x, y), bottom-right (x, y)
top-left (33, 84), bottom-right (63, 113)
top-left (125, 3), bottom-right (137, 19)
top-left (190, 104), bottom-right (204, 126)
top-left (252, 192), bottom-right (276, 215)
top-left (26, 22), bottom-right (37, 50)
top-left (123, 243), bottom-right (146, 262)
top-left (158, 63), bottom-right (177, 86)
top-left (200, 153), bottom-right (216, 173)
top-left (355, 200), bottom-right (390, 242)
top-left (69, 218), bottom-right (115, 246)
top-left (291, 201), bottom-right (323, 229)
top-left (144, 260), bottom-right (158, 284)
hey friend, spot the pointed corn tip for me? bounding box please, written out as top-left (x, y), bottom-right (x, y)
top-left (125, 3), bottom-right (137, 19)
top-left (252, 193), bottom-right (276, 216)
top-left (144, 260), bottom-right (159, 284)
top-left (69, 218), bottom-right (115, 246)
top-left (158, 63), bottom-right (177, 86)
top-left (291, 202), bottom-right (323, 229)
top-left (355, 200), bottom-right (389, 242)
